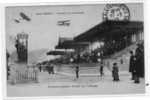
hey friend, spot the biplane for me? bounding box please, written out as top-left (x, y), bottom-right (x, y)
top-left (57, 20), bottom-right (70, 26)
top-left (14, 12), bottom-right (31, 23)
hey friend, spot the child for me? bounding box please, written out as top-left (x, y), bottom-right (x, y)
top-left (112, 63), bottom-right (120, 81)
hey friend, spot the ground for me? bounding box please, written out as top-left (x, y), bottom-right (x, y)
top-left (7, 47), bottom-right (145, 97)
top-left (7, 66), bottom-right (145, 97)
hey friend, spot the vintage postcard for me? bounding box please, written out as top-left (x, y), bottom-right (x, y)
top-left (2, 1), bottom-right (145, 99)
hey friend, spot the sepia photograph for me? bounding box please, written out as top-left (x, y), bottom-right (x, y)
top-left (5, 2), bottom-right (145, 97)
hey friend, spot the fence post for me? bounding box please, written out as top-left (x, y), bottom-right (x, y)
top-left (10, 70), bottom-right (17, 85)
top-left (25, 70), bottom-right (27, 79)
top-left (34, 68), bottom-right (39, 83)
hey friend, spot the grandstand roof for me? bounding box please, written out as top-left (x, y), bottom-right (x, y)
top-left (74, 21), bottom-right (143, 42)
top-left (55, 41), bottom-right (89, 49)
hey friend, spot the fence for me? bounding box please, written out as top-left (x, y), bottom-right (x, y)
top-left (9, 67), bottom-right (38, 84)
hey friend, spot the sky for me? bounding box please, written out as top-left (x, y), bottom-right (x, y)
top-left (6, 3), bottom-right (143, 53)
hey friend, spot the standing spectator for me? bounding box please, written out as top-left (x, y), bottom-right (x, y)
top-left (134, 43), bottom-right (143, 83)
top-left (51, 64), bottom-right (55, 74)
top-left (75, 65), bottom-right (79, 79)
top-left (46, 65), bottom-right (51, 74)
top-left (77, 54), bottom-right (81, 64)
top-left (47, 63), bottom-right (55, 75)
top-left (39, 64), bottom-right (42, 72)
top-left (129, 51), bottom-right (136, 80)
top-left (136, 43), bottom-right (144, 77)
top-left (100, 61), bottom-right (104, 77)
top-left (112, 63), bottom-right (120, 81)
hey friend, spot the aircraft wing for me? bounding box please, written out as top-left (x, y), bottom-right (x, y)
top-left (20, 12), bottom-right (31, 21)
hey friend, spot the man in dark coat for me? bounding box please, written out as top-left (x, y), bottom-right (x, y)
top-left (138, 43), bottom-right (144, 77)
top-left (134, 44), bottom-right (143, 83)
top-left (129, 51), bottom-right (136, 80)
top-left (39, 65), bottom-right (42, 72)
top-left (75, 65), bottom-right (79, 79)
top-left (100, 61), bottom-right (104, 77)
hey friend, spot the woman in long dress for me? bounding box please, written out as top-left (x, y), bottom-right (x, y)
top-left (112, 63), bottom-right (120, 81)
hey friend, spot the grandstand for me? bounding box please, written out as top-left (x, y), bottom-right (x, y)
top-left (50, 21), bottom-right (143, 64)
